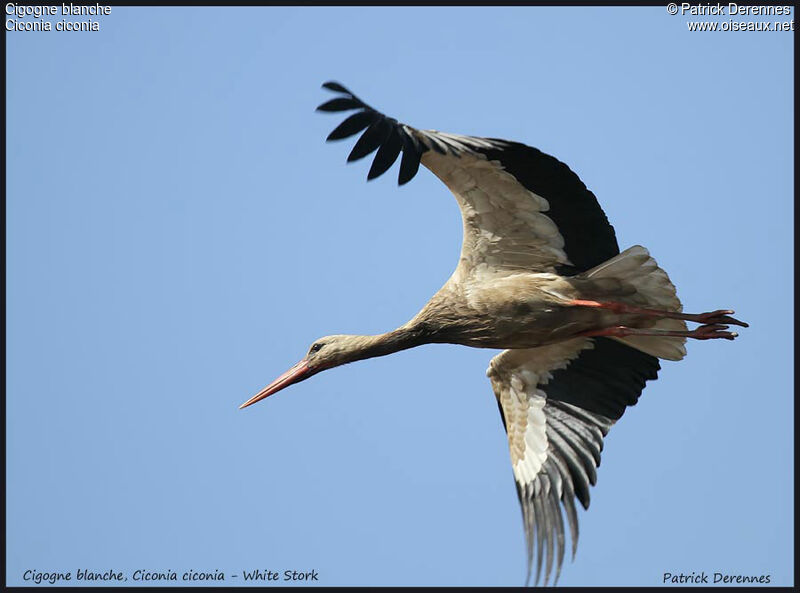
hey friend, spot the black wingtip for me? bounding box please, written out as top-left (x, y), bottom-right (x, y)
top-left (316, 97), bottom-right (363, 112)
top-left (367, 129), bottom-right (403, 181)
top-left (321, 81), bottom-right (351, 94)
top-left (397, 136), bottom-right (422, 185)
top-left (346, 120), bottom-right (390, 163)
top-left (325, 111), bottom-right (377, 142)
top-left (319, 82), bottom-right (426, 184)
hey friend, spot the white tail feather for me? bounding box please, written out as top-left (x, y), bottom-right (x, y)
top-left (587, 245), bottom-right (687, 361)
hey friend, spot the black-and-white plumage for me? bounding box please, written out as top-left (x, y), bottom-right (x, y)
top-left (488, 337), bottom-right (659, 585)
top-left (316, 80), bottom-right (619, 276)
top-left (317, 81), bottom-right (665, 584)
top-left (241, 82), bottom-right (746, 587)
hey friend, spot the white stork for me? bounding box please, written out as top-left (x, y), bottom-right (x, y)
top-left (240, 82), bottom-right (747, 585)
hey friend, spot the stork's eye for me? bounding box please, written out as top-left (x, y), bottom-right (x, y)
top-left (309, 343), bottom-right (324, 354)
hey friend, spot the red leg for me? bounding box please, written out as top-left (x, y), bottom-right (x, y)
top-left (570, 299), bottom-right (749, 328)
top-left (580, 323), bottom-right (739, 341)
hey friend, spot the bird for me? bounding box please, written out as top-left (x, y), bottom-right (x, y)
top-left (240, 82), bottom-right (748, 586)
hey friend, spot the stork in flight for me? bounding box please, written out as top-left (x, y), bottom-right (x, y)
top-left (240, 82), bottom-right (747, 586)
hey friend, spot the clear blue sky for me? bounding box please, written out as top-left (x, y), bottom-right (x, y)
top-left (6, 6), bottom-right (793, 587)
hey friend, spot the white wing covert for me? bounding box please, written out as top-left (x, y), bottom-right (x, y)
top-left (317, 81), bottom-right (620, 277)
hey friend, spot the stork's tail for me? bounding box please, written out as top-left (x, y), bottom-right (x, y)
top-left (584, 245), bottom-right (687, 361)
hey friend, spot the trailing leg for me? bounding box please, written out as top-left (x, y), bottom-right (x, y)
top-left (580, 323), bottom-right (739, 341)
top-left (570, 300), bottom-right (749, 328)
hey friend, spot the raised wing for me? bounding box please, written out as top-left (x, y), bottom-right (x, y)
top-left (487, 337), bottom-right (660, 585)
top-left (317, 81), bottom-right (619, 276)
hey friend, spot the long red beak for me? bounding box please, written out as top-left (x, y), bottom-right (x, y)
top-left (239, 358), bottom-right (312, 409)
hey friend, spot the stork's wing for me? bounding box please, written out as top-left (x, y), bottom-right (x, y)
top-left (487, 337), bottom-right (660, 586)
top-left (317, 81), bottom-right (619, 275)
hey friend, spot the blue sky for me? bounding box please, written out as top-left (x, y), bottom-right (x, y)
top-left (6, 6), bottom-right (793, 587)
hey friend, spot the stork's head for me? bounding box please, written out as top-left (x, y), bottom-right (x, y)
top-left (239, 335), bottom-right (373, 409)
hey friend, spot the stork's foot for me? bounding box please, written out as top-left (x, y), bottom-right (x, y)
top-left (691, 309), bottom-right (749, 328)
top-left (690, 323), bottom-right (739, 340)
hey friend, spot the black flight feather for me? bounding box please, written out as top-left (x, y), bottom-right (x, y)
top-left (368, 128), bottom-right (404, 181)
top-left (321, 81), bottom-right (351, 94)
top-left (316, 97), bottom-right (363, 112)
top-left (326, 111), bottom-right (378, 141)
top-left (347, 119), bottom-right (391, 162)
top-left (398, 134), bottom-right (423, 185)
top-left (319, 82), bottom-right (426, 184)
